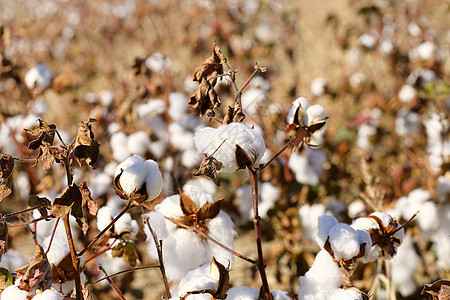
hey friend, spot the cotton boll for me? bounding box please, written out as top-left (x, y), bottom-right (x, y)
top-left (348, 200), bottom-right (366, 218)
top-left (207, 212), bottom-right (237, 266)
top-left (359, 33), bottom-right (377, 50)
top-left (298, 250), bottom-right (343, 299)
top-left (299, 203), bottom-right (326, 241)
top-left (137, 99), bottom-right (166, 121)
top-left (407, 22), bottom-right (421, 37)
top-left (99, 90), bottom-right (114, 107)
top-left (328, 224), bottom-right (361, 260)
top-left (271, 290), bottom-right (291, 300)
top-left (288, 148), bottom-right (326, 186)
top-left (316, 215), bottom-right (338, 247)
top-left (98, 250), bottom-right (128, 276)
top-left (329, 288), bottom-right (363, 300)
top-left (250, 76), bottom-right (271, 91)
top-left (304, 105), bottom-right (326, 127)
top-left (119, 162), bottom-right (148, 194)
top-left (398, 84), bottom-right (417, 103)
top-left (395, 109), bottom-right (421, 137)
top-left (436, 176), bottom-right (450, 203)
top-left (169, 92), bottom-right (187, 122)
top-left (0, 250), bottom-right (27, 272)
top-left (96, 206), bottom-right (116, 232)
top-left (114, 213), bottom-right (138, 238)
top-left (43, 236), bottom-right (70, 265)
top-left (226, 286), bottom-right (259, 300)
top-left (379, 40), bottom-right (394, 56)
top-left (310, 78), bottom-right (328, 96)
top-left (356, 123), bottom-right (376, 151)
top-left (32, 289), bottom-right (63, 300)
top-left (391, 234), bottom-right (419, 297)
top-left (183, 295), bottom-right (213, 300)
top-left (25, 64), bottom-right (53, 90)
top-left (168, 122), bottom-right (195, 151)
top-left (145, 52), bottom-right (171, 74)
top-left (194, 123), bottom-right (266, 173)
top-left (184, 77), bottom-right (199, 94)
top-left (286, 97), bottom-right (310, 126)
top-left (349, 72), bottom-right (366, 89)
top-left (1, 285), bottom-right (30, 299)
top-left (415, 41), bottom-right (436, 61)
top-left (127, 131), bottom-right (150, 157)
top-left (183, 177), bottom-right (217, 196)
top-left (144, 211), bottom-right (169, 241)
top-left (241, 87), bottom-right (267, 117)
top-left (172, 263), bottom-right (219, 298)
top-left (144, 159), bottom-right (163, 201)
top-left (417, 201), bottom-right (439, 232)
top-left (110, 132), bottom-right (131, 162)
top-left (259, 182), bottom-right (280, 218)
top-left (91, 172), bottom-right (112, 198)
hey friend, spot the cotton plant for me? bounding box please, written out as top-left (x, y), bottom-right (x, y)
top-left (144, 190), bottom-right (236, 282)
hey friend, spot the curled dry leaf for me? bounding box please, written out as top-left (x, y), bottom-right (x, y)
top-left (28, 195), bottom-right (52, 219)
top-left (25, 120), bottom-right (56, 150)
top-left (235, 144), bottom-right (252, 170)
top-left (422, 279), bottom-right (450, 300)
top-left (111, 242), bottom-right (140, 267)
top-left (0, 154), bottom-right (14, 202)
top-left (51, 183), bottom-right (96, 235)
top-left (73, 119), bottom-right (100, 169)
top-left (52, 253), bottom-right (77, 284)
top-left (170, 189), bottom-right (223, 237)
top-left (194, 153), bottom-right (223, 186)
top-left (0, 216), bottom-right (8, 260)
top-left (15, 245), bottom-right (52, 293)
top-left (189, 77), bottom-right (221, 117)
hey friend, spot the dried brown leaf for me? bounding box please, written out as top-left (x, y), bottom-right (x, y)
top-left (28, 195), bottom-right (51, 219)
top-left (26, 120), bottom-right (56, 150)
top-left (73, 120), bottom-right (100, 168)
top-left (235, 144), bottom-right (252, 170)
top-left (51, 184), bottom-right (81, 218)
top-left (51, 253), bottom-right (76, 283)
top-left (422, 279), bottom-right (450, 300)
top-left (0, 154), bottom-right (14, 179)
top-left (0, 216), bottom-right (8, 260)
top-left (0, 179), bottom-right (11, 202)
top-left (189, 78), bottom-right (221, 116)
top-left (194, 153), bottom-right (222, 186)
top-left (15, 245), bottom-right (52, 292)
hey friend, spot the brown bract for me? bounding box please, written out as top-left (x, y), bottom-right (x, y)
top-left (0, 217), bottom-right (7, 260)
top-left (15, 245), bottom-right (52, 293)
top-left (194, 153), bottom-right (223, 186)
top-left (366, 214), bottom-right (401, 258)
top-left (170, 189), bottom-right (223, 237)
top-left (28, 195), bottom-right (51, 219)
top-left (52, 253), bottom-right (77, 284)
top-left (189, 44), bottom-right (224, 116)
top-left (73, 119), bottom-right (100, 169)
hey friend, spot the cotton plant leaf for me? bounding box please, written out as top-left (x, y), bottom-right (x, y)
top-left (15, 245), bottom-right (52, 292)
top-left (0, 181), bottom-right (11, 202)
top-left (25, 120), bottom-right (56, 150)
top-left (0, 154), bottom-right (14, 179)
top-left (73, 119), bottom-right (100, 169)
top-left (51, 184), bottom-right (81, 218)
top-left (422, 279), bottom-right (450, 300)
top-left (51, 253), bottom-right (76, 283)
top-left (189, 78), bottom-right (221, 116)
top-left (34, 143), bottom-right (62, 171)
top-left (0, 268), bottom-right (12, 291)
top-left (28, 195), bottom-right (51, 219)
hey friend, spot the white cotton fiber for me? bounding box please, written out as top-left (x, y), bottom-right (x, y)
top-left (0, 250), bottom-right (27, 272)
top-left (347, 200), bottom-right (366, 218)
top-left (316, 215), bottom-right (338, 247)
top-left (43, 235), bottom-right (70, 265)
top-left (194, 123), bottom-right (266, 173)
top-left (310, 78), bottom-right (328, 96)
top-left (110, 132), bottom-right (131, 162)
top-left (183, 294), bottom-right (214, 300)
top-left (145, 211), bottom-right (169, 240)
top-left (304, 104), bottom-right (326, 127)
top-left (169, 122), bottom-right (195, 151)
top-left (299, 203), bottom-right (326, 241)
top-left (119, 162), bottom-right (148, 194)
top-left (144, 159), bottom-right (163, 201)
top-left (241, 87), bottom-right (267, 117)
top-left (137, 99), bottom-right (166, 121)
top-left (91, 172), bottom-right (112, 198)
top-left (99, 90), bottom-right (115, 107)
top-left (391, 234), bottom-right (419, 297)
top-left (417, 201), bottom-right (439, 232)
top-left (329, 288), bottom-right (363, 300)
top-left (288, 148), bottom-right (326, 186)
top-left (172, 263), bottom-right (219, 298)
top-left (287, 97), bottom-right (310, 126)
top-left (226, 286), bottom-right (259, 300)
top-left (127, 131), bottom-right (150, 157)
top-left (169, 92), bottom-right (188, 122)
top-left (98, 250), bottom-right (128, 275)
top-left (398, 84), bottom-right (417, 103)
top-left (436, 176), bottom-right (450, 203)
top-left (1, 285), bottom-right (29, 300)
top-left (328, 224), bottom-right (361, 260)
top-left (96, 206), bottom-right (116, 232)
top-left (298, 250), bottom-right (342, 299)
top-left (183, 177), bottom-right (217, 197)
top-left (25, 64), bottom-right (53, 90)
top-left (114, 213), bottom-right (138, 238)
top-left (32, 290), bottom-right (63, 300)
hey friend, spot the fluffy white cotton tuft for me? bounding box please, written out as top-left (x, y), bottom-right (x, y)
top-left (114, 213), bottom-right (139, 238)
top-left (398, 84), bottom-right (417, 103)
top-left (127, 131), bottom-right (150, 157)
top-left (288, 148), bottom-right (326, 186)
top-left (1, 285), bottom-right (30, 299)
top-left (328, 224), bottom-right (361, 260)
top-left (183, 177), bottom-right (217, 196)
top-left (25, 64), bottom-right (53, 90)
top-left (32, 290), bottom-right (63, 300)
top-left (391, 233), bottom-right (419, 297)
top-left (99, 90), bottom-right (115, 107)
top-left (329, 288), bottom-right (363, 300)
top-left (96, 206), bottom-right (116, 232)
top-left (241, 88), bottom-right (267, 117)
top-left (299, 203), bottom-right (326, 240)
top-left (310, 78), bottom-right (328, 96)
top-left (316, 215), bottom-right (338, 247)
top-left (226, 286), bottom-right (259, 300)
top-left (43, 236), bottom-right (70, 265)
top-left (169, 92), bottom-right (188, 122)
top-left (171, 263), bottom-right (219, 298)
top-left (194, 123), bottom-right (266, 173)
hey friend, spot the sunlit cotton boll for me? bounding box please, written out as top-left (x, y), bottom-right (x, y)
top-left (225, 287), bottom-right (290, 300)
top-left (114, 212), bottom-right (139, 239)
top-left (235, 182), bottom-right (280, 222)
top-left (298, 250), bottom-right (343, 299)
top-left (99, 90), bottom-right (115, 107)
top-left (110, 131), bottom-right (131, 162)
top-left (415, 41), bottom-right (436, 61)
top-left (171, 263), bottom-right (219, 298)
top-left (43, 235), bottom-right (70, 265)
top-left (390, 233), bottom-right (419, 297)
top-left (183, 177), bottom-right (217, 196)
top-left (327, 224), bottom-right (366, 261)
top-left (194, 123), bottom-right (266, 173)
top-left (145, 52), bottom-right (171, 74)
top-left (32, 290), bottom-right (63, 300)
top-left (299, 203), bottom-right (326, 240)
top-left (379, 40), bottom-right (394, 56)
top-left (359, 33), bottom-right (377, 50)
top-left (398, 84), bottom-right (417, 103)
top-left (241, 87), bottom-right (267, 117)
top-left (288, 148), bottom-right (326, 186)
top-left (115, 154), bottom-right (163, 201)
top-left (169, 92), bottom-right (188, 122)
top-left (127, 131), bottom-right (151, 157)
top-left (310, 78), bottom-right (328, 96)
top-left (137, 99), bottom-right (166, 121)
top-left (1, 285), bottom-right (30, 300)
top-left (24, 64), bottom-right (53, 90)
top-left (0, 250), bottom-right (28, 272)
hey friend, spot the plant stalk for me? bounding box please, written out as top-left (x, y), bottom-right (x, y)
top-left (248, 168), bottom-right (273, 300)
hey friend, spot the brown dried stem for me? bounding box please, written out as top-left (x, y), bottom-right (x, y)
top-left (142, 214), bottom-right (172, 299)
top-left (98, 265), bottom-right (126, 300)
top-left (248, 167), bottom-right (273, 300)
top-left (85, 265), bottom-right (160, 289)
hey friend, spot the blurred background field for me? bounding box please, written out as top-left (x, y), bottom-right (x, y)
top-left (0, 0), bottom-right (449, 299)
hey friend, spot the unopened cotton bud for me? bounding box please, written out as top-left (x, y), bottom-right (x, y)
top-left (25, 64), bottom-right (53, 90)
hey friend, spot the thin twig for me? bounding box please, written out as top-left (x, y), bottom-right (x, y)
top-left (45, 217), bottom-right (60, 255)
top-left (142, 214), bottom-right (171, 299)
top-left (85, 265), bottom-right (160, 289)
top-left (7, 216), bottom-right (46, 227)
top-left (259, 130), bottom-right (300, 171)
top-left (78, 201), bottom-right (132, 257)
top-left (98, 265), bottom-right (126, 300)
top-left (2, 204), bottom-right (47, 218)
top-left (84, 238), bottom-right (118, 265)
top-left (248, 167), bottom-right (273, 300)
